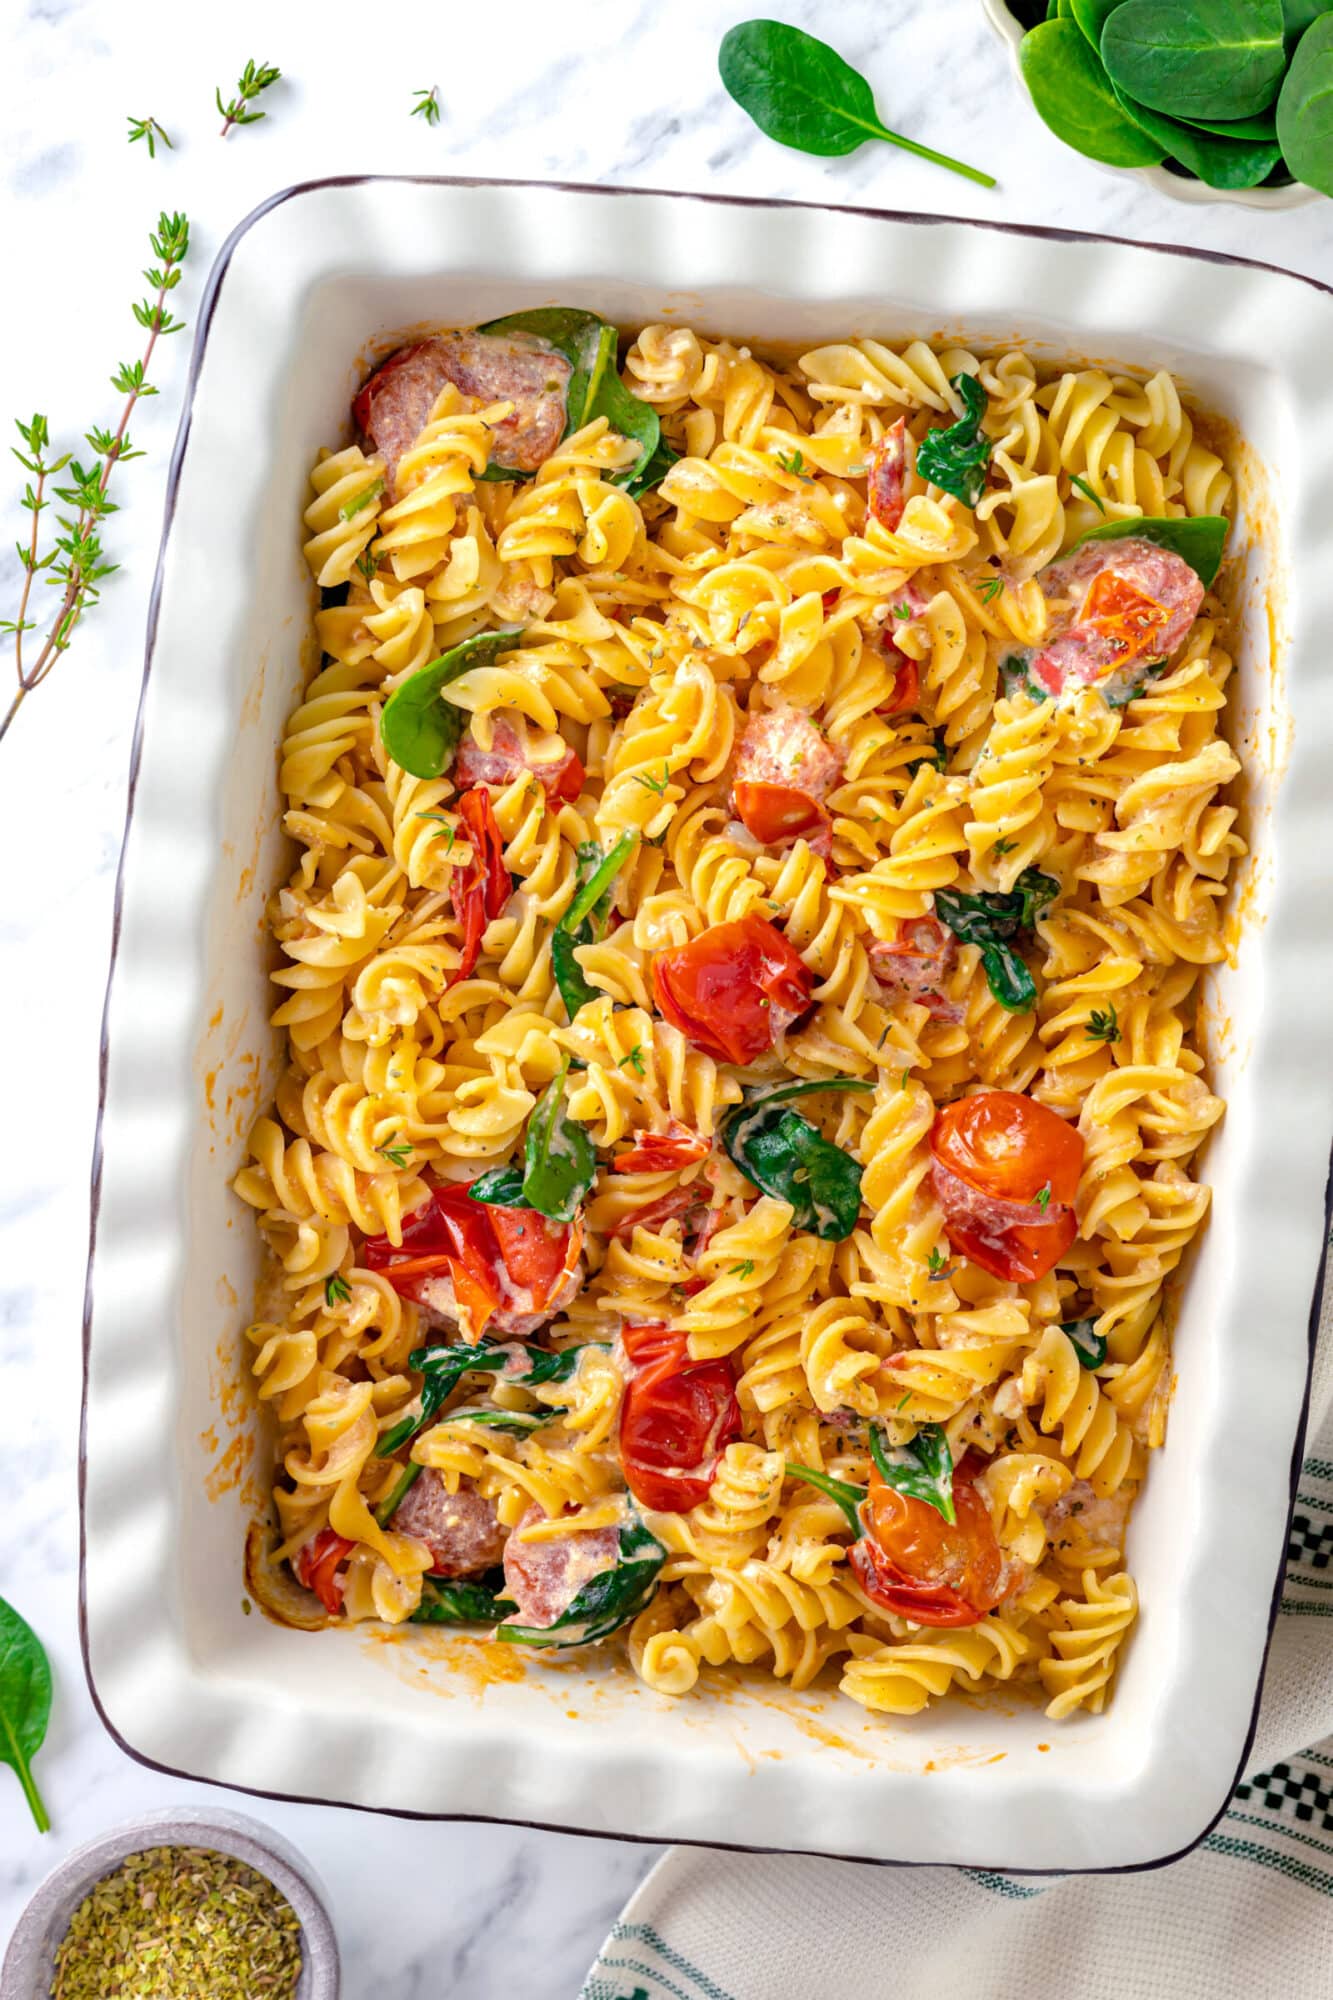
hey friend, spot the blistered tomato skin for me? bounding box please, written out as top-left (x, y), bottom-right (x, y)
top-left (652, 914), bottom-right (814, 1065)
top-left (851, 1457), bottom-right (1004, 1628)
top-left (619, 1356), bottom-right (741, 1514)
top-left (930, 1090), bottom-right (1084, 1284)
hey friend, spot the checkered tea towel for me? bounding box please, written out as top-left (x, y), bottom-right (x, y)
top-left (581, 1294), bottom-right (1333, 2000)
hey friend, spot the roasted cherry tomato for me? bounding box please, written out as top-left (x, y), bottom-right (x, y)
top-left (652, 914), bottom-right (813, 1065)
top-left (619, 1343), bottom-right (741, 1513)
top-left (850, 1454), bottom-right (1004, 1627)
top-left (454, 719), bottom-right (584, 805)
top-left (867, 416), bottom-right (909, 533)
top-left (363, 1180), bottom-right (579, 1338)
top-left (732, 780), bottom-right (828, 846)
top-left (885, 651), bottom-right (920, 715)
top-left (293, 1528), bottom-right (355, 1616)
top-left (930, 1089), bottom-right (1083, 1283)
top-left (612, 1123), bottom-right (711, 1174)
top-left (620, 1318), bottom-right (691, 1386)
top-left (1078, 567), bottom-right (1172, 669)
top-left (449, 788), bottom-right (510, 987)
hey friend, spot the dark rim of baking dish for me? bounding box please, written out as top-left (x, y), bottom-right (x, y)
top-left (79, 172), bottom-right (1332, 1879)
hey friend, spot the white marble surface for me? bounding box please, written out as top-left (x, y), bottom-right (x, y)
top-left (0, 0), bottom-right (1330, 1991)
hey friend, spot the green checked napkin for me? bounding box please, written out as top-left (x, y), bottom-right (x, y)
top-left (581, 1295), bottom-right (1333, 2000)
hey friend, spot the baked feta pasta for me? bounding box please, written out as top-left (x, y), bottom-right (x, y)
top-left (235, 312), bottom-right (1241, 1720)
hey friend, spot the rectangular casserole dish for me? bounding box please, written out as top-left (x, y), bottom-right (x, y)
top-left (81, 175), bottom-right (1333, 1871)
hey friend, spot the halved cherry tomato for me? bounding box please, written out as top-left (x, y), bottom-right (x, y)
top-left (454, 719), bottom-right (584, 805)
top-left (613, 1122), bottom-right (711, 1174)
top-left (732, 779), bottom-right (829, 846)
top-left (850, 1453), bottom-right (1003, 1627)
top-left (363, 1180), bottom-right (578, 1339)
top-left (867, 417), bottom-right (909, 533)
top-left (621, 1318), bottom-right (690, 1386)
top-left (449, 788), bottom-right (510, 987)
top-left (653, 914), bottom-right (813, 1065)
top-left (293, 1527), bottom-right (355, 1617)
top-left (619, 1347), bottom-right (741, 1513)
top-left (1078, 567), bottom-right (1172, 669)
top-left (930, 1090), bottom-right (1083, 1283)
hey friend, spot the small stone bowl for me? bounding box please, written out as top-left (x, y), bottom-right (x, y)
top-left (0, 1806), bottom-right (340, 2000)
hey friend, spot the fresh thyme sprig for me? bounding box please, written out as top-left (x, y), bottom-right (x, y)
top-left (127, 115), bottom-right (172, 158)
top-left (411, 86), bottom-right (441, 125)
top-left (1088, 1005), bottom-right (1121, 1045)
top-left (1, 211), bottom-right (190, 749)
top-left (217, 58), bottom-right (281, 138)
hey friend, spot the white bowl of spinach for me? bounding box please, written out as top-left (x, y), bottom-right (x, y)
top-left (984, 0), bottom-right (1328, 206)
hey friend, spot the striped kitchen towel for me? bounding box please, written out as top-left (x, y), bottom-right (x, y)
top-left (581, 1292), bottom-right (1333, 2000)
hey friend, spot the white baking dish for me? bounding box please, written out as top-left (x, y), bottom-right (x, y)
top-left (82, 176), bottom-right (1333, 1871)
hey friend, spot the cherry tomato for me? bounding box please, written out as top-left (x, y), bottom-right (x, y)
top-left (363, 1181), bottom-right (579, 1337)
top-left (930, 1090), bottom-right (1083, 1283)
top-left (293, 1528), bottom-right (355, 1616)
top-left (1079, 567), bottom-right (1172, 668)
top-left (732, 779), bottom-right (829, 846)
top-left (454, 720), bottom-right (584, 805)
top-left (621, 1318), bottom-right (690, 1386)
top-left (352, 343), bottom-right (428, 436)
top-left (867, 417), bottom-right (909, 533)
top-left (449, 788), bottom-right (510, 987)
top-left (652, 914), bottom-right (814, 1065)
top-left (613, 1124), bottom-right (711, 1174)
top-left (620, 1352), bottom-right (741, 1513)
top-left (849, 1454), bottom-right (1003, 1627)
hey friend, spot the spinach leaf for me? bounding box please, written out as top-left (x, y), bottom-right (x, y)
top-left (497, 1510), bottom-right (666, 1646)
top-left (1110, 90), bottom-right (1283, 181)
top-left (380, 625), bottom-right (525, 779)
top-left (868, 1422), bottom-right (957, 1524)
top-left (551, 835), bottom-right (636, 1022)
top-left (1019, 20), bottom-right (1166, 165)
top-left (1278, 12), bottom-right (1333, 192)
top-left (445, 1405), bottom-right (565, 1435)
top-left (718, 20), bottom-right (995, 185)
top-left (934, 870), bottom-right (1058, 1015)
top-left (377, 1340), bottom-right (603, 1457)
top-left (1101, 0), bottom-right (1287, 121)
top-left (374, 1460), bottom-right (424, 1527)
top-left (478, 308), bottom-right (670, 495)
top-left (720, 1078), bottom-right (874, 1241)
top-left (1064, 1317), bottom-right (1109, 1369)
top-left (1284, 0), bottom-right (1333, 41)
top-left (914, 374), bottom-right (993, 509)
top-left (524, 1060), bottom-right (597, 1222)
top-left (1070, 0), bottom-right (1129, 44)
top-left (0, 1596), bottom-right (52, 1833)
top-left (468, 1165), bottom-right (528, 1206)
top-left (782, 1462), bottom-right (867, 1537)
top-left (412, 1571), bottom-right (517, 1625)
top-left (1068, 512), bottom-right (1228, 586)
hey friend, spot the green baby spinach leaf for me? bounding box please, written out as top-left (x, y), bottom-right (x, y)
top-left (720, 1077), bottom-right (874, 1242)
top-left (1064, 1317), bottom-right (1109, 1368)
top-left (468, 1165), bottom-right (529, 1206)
top-left (718, 19), bottom-right (995, 185)
top-left (1101, 0), bottom-right (1287, 122)
top-left (934, 870), bottom-right (1059, 1016)
top-left (1284, 0), bottom-right (1333, 42)
top-left (1068, 512), bottom-right (1229, 586)
top-left (497, 1510), bottom-right (666, 1647)
top-left (0, 1596), bottom-right (52, 1834)
top-left (445, 1404), bottom-right (565, 1435)
top-left (551, 834), bottom-right (637, 1023)
top-left (782, 1462), bottom-right (868, 1538)
top-left (1071, 0), bottom-right (1129, 45)
top-left (1278, 12), bottom-right (1333, 192)
top-left (374, 1460), bottom-right (424, 1527)
top-left (1110, 89), bottom-right (1283, 181)
top-left (412, 1571), bottom-right (517, 1625)
top-left (478, 307), bottom-right (670, 494)
top-left (1019, 20), bottom-right (1166, 165)
top-left (914, 373), bottom-right (993, 509)
top-left (377, 1340), bottom-right (603, 1458)
top-left (523, 1060), bottom-right (597, 1222)
top-left (380, 625), bottom-right (525, 779)
top-left (868, 1421), bottom-right (957, 1523)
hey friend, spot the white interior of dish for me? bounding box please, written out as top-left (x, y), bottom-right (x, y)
top-left (83, 180), bottom-right (1333, 1869)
